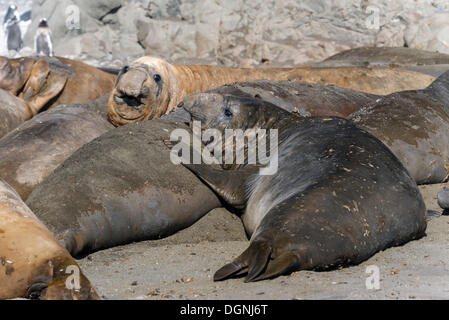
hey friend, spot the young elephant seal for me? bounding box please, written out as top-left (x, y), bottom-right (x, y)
top-left (26, 120), bottom-right (220, 257)
top-left (0, 104), bottom-right (113, 200)
top-left (0, 179), bottom-right (99, 300)
top-left (107, 56), bottom-right (434, 126)
top-left (207, 80), bottom-right (378, 118)
top-left (176, 93), bottom-right (426, 282)
top-left (0, 56), bottom-right (116, 111)
top-left (0, 89), bottom-right (34, 139)
top-left (350, 70), bottom-right (449, 184)
top-left (319, 47), bottom-right (449, 67)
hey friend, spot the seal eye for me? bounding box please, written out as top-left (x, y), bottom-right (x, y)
top-left (224, 108), bottom-right (233, 117)
top-left (122, 66), bottom-right (129, 74)
top-left (153, 74), bottom-right (162, 83)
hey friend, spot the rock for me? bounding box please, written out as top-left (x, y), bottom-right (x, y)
top-left (16, 0), bottom-right (449, 67)
top-left (405, 13), bottom-right (449, 54)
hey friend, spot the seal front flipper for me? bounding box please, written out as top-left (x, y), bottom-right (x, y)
top-left (163, 138), bottom-right (258, 208)
top-left (183, 163), bottom-right (259, 209)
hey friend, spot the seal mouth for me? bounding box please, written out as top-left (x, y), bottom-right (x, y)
top-left (111, 92), bottom-right (149, 121)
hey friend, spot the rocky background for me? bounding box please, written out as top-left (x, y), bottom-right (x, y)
top-left (2, 0), bottom-right (449, 67)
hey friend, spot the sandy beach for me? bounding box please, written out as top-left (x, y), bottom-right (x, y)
top-left (78, 184), bottom-right (449, 300)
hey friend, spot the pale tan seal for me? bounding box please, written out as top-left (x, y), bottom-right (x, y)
top-left (0, 179), bottom-right (99, 300)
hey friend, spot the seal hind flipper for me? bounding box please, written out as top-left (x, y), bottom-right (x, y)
top-left (25, 72), bottom-right (68, 114)
top-left (214, 241), bottom-right (271, 282)
top-left (214, 241), bottom-right (301, 282)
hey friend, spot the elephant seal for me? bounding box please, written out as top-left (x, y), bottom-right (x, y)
top-left (0, 56), bottom-right (35, 95)
top-left (173, 93), bottom-right (426, 282)
top-left (350, 70), bottom-right (449, 184)
top-left (319, 47), bottom-right (449, 67)
top-left (207, 80), bottom-right (378, 118)
top-left (0, 89), bottom-right (34, 139)
top-left (34, 19), bottom-right (53, 56)
top-left (0, 56), bottom-right (116, 112)
top-left (0, 179), bottom-right (99, 300)
top-left (0, 103), bottom-right (113, 200)
top-left (26, 120), bottom-right (221, 257)
top-left (106, 56), bottom-right (434, 126)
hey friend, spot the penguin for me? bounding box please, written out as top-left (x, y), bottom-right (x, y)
top-left (3, 4), bottom-right (19, 28)
top-left (34, 18), bottom-right (53, 56)
top-left (5, 14), bottom-right (23, 52)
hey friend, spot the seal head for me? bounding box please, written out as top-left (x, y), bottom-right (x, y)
top-left (107, 57), bottom-right (172, 126)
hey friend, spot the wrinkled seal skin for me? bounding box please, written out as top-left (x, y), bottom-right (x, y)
top-left (350, 70), bottom-right (449, 184)
top-left (0, 56), bottom-right (35, 95)
top-left (45, 57), bottom-right (116, 108)
top-left (0, 89), bottom-right (33, 139)
top-left (107, 56), bottom-right (434, 126)
top-left (26, 120), bottom-right (220, 257)
top-left (0, 56), bottom-right (116, 112)
top-left (0, 104), bottom-right (113, 200)
top-left (207, 80), bottom-right (379, 118)
top-left (0, 179), bottom-right (100, 300)
top-left (177, 93), bottom-right (426, 282)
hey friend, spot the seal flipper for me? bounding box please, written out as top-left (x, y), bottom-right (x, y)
top-left (163, 138), bottom-right (258, 207)
top-left (183, 163), bottom-right (258, 208)
top-left (214, 241), bottom-right (301, 282)
top-left (214, 242), bottom-right (269, 281)
top-left (249, 251), bottom-right (301, 282)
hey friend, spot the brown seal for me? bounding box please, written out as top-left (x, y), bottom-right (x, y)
top-left (207, 80), bottom-right (378, 118)
top-left (0, 179), bottom-right (100, 300)
top-left (0, 56), bottom-right (116, 112)
top-left (350, 70), bottom-right (449, 184)
top-left (0, 56), bottom-right (35, 95)
top-left (172, 93), bottom-right (426, 282)
top-left (106, 56), bottom-right (435, 126)
top-left (0, 89), bottom-right (34, 139)
top-left (319, 47), bottom-right (449, 67)
top-left (0, 103), bottom-right (113, 200)
top-left (26, 120), bottom-right (220, 257)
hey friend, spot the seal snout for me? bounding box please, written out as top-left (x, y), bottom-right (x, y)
top-left (108, 68), bottom-right (152, 122)
top-left (113, 66), bottom-right (150, 107)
